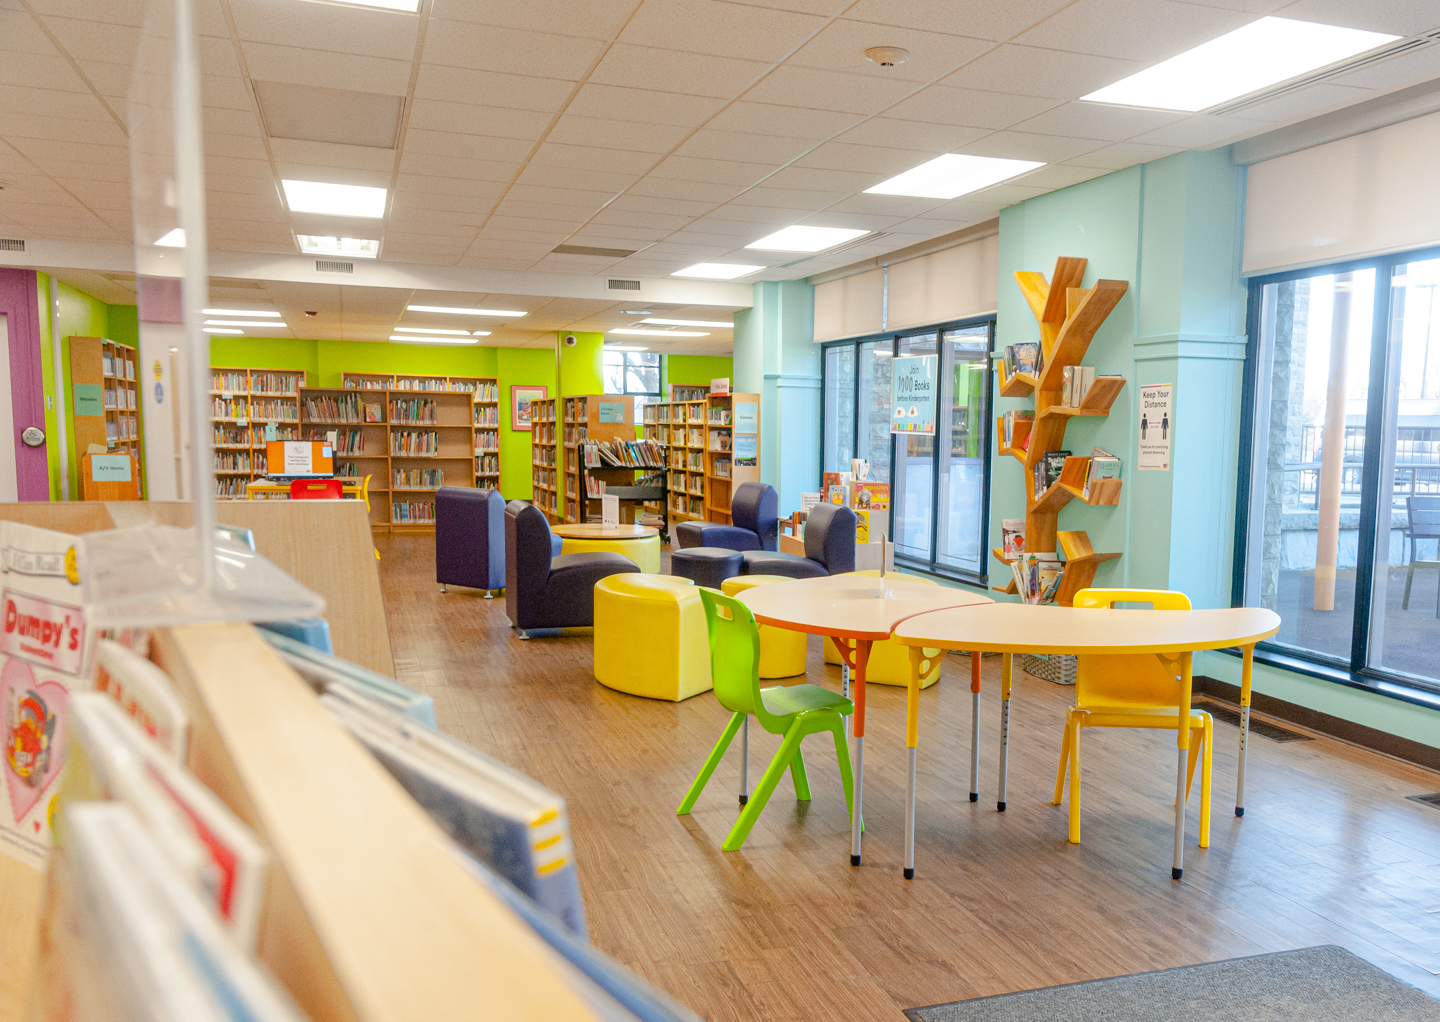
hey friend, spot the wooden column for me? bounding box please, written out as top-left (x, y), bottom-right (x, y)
top-left (1314, 272), bottom-right (1353, 611)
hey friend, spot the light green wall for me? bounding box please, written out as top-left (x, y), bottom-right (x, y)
top-left (36, 278), bottom-right (137, 499)
top-left (497, 346), bottom-right (558, 500)
top-left (665, 354), bottom-right (733, 390)
top-left (998, 148), bottom-right (1438, 750)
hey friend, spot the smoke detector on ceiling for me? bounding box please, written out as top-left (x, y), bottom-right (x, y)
top-left (864, 46), bottom-right (910, 67)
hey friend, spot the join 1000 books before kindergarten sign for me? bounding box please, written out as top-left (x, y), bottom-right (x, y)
top-left (891, 355), bottom-right (937, 434)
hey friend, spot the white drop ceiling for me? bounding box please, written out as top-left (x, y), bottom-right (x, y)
top-left (4, 0), bottom-right (1440, 354)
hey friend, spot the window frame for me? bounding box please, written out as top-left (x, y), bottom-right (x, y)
top-left (1233, 242), bottom-right (1440, 705)
top-left (603, 350), bottom-right (662, 399)
top-left (820, 312), bottom-right (996, 587)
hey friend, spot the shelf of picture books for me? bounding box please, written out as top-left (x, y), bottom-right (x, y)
top-left (296, 386), bottom-right (474, 531)
top-left (472, 379), bottom-right (501, 486)
top-left (208, 366), bottom-right (307, 497)
top-left (819, 466), bottom-right (891, 544)
top-left (993, 256), bottom-right (1128, 602)
top-left (0, 529), bottom-right (689, 1022)
top-left (530, 397), bottom-right (560, 521)
top-left (341, 371), bottom-right (499, 396)
top-left (703, 392), bottom-right (759, 524)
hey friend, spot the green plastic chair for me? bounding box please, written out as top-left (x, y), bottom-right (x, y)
top-left (677, 588), bottom-right (855, 851)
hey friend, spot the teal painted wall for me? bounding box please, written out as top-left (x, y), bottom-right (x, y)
top-left (733, 280), bottom-right (818, 514)
top-left (998, 148), bottom-right (1438, 750)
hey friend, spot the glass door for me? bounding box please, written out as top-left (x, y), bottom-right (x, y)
top-left (935, 324), bottom-right (992, 574)
top-left (891, 333), bottom-right (938, 561)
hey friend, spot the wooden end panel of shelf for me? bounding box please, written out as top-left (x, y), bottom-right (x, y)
top-left (1055, 530), bottom-right (1122, 606)
top-left (1038, 280), bottom-right (1129, 395)
top-left (995, 366), bottom-right (1038, 398)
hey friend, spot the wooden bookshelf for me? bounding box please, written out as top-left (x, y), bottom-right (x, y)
top-left (209, 366), bottom-right (306, 499)
top-left (69, 336), bottom-right (144, 495)
top-left (702, 391), bottom-right (759, 524)
top-left (992, 256), bottom-right (1127, 604)
top-left (297, 387), bottom-right (474, 531)
top-left (561, 395), bottom-right (635, 523)
top-left (471, 378), bottom-right (501, 488)
top-left (641, 390), bottom-right (761, 525)
top-left (530, 397), bottom-right (559, 522)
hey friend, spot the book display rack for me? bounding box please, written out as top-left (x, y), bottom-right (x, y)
top-left (993, 257), bottom-right (1127, 605)
top-left (209, 366), bottom-right (306, 498)
top-left (530, 398), bottom-right (559, 522)
top-left (561, 395), bottom-right (641, 523)
top-left (643, 391), bottom-right (760, 525)
top-left (340, 374), bottom-right (501, 489)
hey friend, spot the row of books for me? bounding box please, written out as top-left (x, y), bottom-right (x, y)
top-left (215, 451), bottom-right (253, 472)
top-left (474, 431), bottom-right (500, 452)
top-left (533, 445), bottom-right (556, 466)
top-left (392, 499), bottom-right (436, 523)
top-left (474, 405), bottom-right (499, 426)
top-left (1001, 410), bottom-right (1033, 449)
top-left (252, 399), bottom-right (297, 421)
top-left (105, 416), bottom-right (138, 441)
top-left (476, 453), bottom-right (499, 476)
top-left (391, 430), bottom-right (440, 456)
top-left (394, 468), bottom-right (444, 489)
top-left (213, 397), bottom-right (249, 419)
top-left (326, 427), bottom-right (365, 455)
top-left (303, 393), bottom-right (366, 423)
top-left (1077, 447), bottom-right (1121, 499)
top-left (585, 439), bottom-right (666, 469)
top-left (390, 398), bottom-right (439, 424)
top-left (212, 370), bottom-right (248, 393)
top-left (1033, 449), bottom-right (1069, 497)
top-left (250, 371), bottom-right (303, 395)
top-left (533, 467), bottom-right (556, 489)
top-left (102, 353), bottom-right (136, 379)
top-left (1011, 551), bottom-right (1063, 605)
top-left (1001, 342), bottom-right (1041, 380)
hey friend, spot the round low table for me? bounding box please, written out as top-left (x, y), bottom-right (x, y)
top-left (552, 523), bottom-right (661, 574)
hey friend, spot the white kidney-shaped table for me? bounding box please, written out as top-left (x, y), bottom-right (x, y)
top-left (734, 574), bottom-right (993, 866)
top-left (892, 603), bottom-right (1282, 880)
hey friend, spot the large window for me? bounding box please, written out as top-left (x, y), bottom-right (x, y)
top-left (604, 350), bottom-right (660, 397)
top-left (822, 317), bottom-right (994, 582)
top-left (1239, 249), bottom-right (1440, 694)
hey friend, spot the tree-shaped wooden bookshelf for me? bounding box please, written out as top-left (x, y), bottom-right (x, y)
top-left (994, 256), bottom-right (1129, 605)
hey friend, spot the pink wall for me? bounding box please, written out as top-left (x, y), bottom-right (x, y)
top-left (0, 269), bottom-right (48, 500)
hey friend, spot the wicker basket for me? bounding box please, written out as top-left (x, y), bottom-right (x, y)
top-left (1019, 653), bottom-right (1077, 686)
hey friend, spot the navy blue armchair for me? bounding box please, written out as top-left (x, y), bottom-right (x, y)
top-left (675, 482), bottom-right (778, 551)
top-left (436, 487), bottom-right (506, 596)
top-left (504, 500), bottom-right (637, 637)
top-left (741, 503), bottom-right (855, 579)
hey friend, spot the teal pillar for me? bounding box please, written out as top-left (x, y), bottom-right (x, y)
top-left (733, 280), bottom-right (819, 515)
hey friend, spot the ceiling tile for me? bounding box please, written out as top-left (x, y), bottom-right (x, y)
top-left (545, 115), bottom-right (693, 154)
top-left (241, 42), bottom-right (413, 95)
top-left (413, 66), bottom-right (576, 113)
top-left (228, 0), bottom-right (417, 59)
top-left (606, 193), bottom-right (717, 218)
top-left (1273, 0), bottom-right (1440, 35)
top-left (743, 65), bottom-right (917, 114)
top-left (940, 44), bottom-right (1142, 99)
top-left (793, 139), bottom-right (939, 176)
top-left (618, 0), bottom-right (829, 62)
top-left (589, 207), bottom-right (695, 231)
top-left (0, 85), bottom-right (114, 122)
top-left (649, 155), bottom-right (773, 186)
top-left (1015, 101), bottom-right (1184, 141)
top-left (842, 0), bottom-right (1072, 41)
top-left (403, 129), bottom-right (534, 163)
top-left (705, 202), bottom-right (822, 224)
top-left (0, 51), bottom-right (88, 93)
top-left (787, 19), bottom-right (991, 83)
top-left (396, 151), bottom-right (523, 183)
top-left (885, 85), bottom-right (1057, 129)
top-left (406, 99), bottom-right (552, 141)
top-left (423, 19), bottom-right (604, 79)
top-left (1013, 0), bottom-right (1251, 62)
top-left (628, 176), bottom-right (744, 203)
top-left (564, 84), bottom-right (727, 127)
top-left (36, 16), bottom-right (140, 64)
top-left (1329, 46), bottom-right (1440, 92)
top-left (1064, 140), bottom-right (1183, 169)
top-left (1005, 163), bottom-right (1112, 190)
top-left (674, 129), bottom-right (817, 165)
top-left (530, 141), bottom-right (657, 175)
top-left (705, 101), bottom-right (862, 140)
top-left (823, 191), bottom-right (947, 216)
top-left (1126, 112), bottom-right (1270, 149)
top-left (588, 42), bottom-right (772, 98)
top-left (960, 129), bottom-right (1105, 163)
top-left (758, 163), bottom-right (881, 193)
top-left (430, 0), bottom-right (638, 38)
top-left (516, 163), bottom-right (641, 194)
top-left (834, 117), bottom-right (988, 153)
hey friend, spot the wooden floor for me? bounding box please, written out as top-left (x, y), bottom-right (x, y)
top-left (377, 534), bottom-right (1440, 1019)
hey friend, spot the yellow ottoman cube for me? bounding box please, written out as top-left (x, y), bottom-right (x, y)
top-left (721, 575), bottom-right (807, 678)
top-left (594, 574), bottom-right (712, 701)
top-left (823, 570), bottom-right (945, 688)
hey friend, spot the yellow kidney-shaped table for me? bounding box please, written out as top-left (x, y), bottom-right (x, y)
top-left (892, 603), bottom-right (1281, 881)
top-left (551, 523), bottom-right (661, 574)
top-left (735, 573), bottom-right (992, 866)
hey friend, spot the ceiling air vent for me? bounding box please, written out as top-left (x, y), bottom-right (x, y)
top-left (316, 259), bottom-right (354, 274)
top-left (1210, 28), bottom-right (1440, 115)
top-left (0, 238), bottom-right (25, 252)
top-left (554, 244), bottom-right (636, 258)
top-left (607, 278), bottom-right (642, 292)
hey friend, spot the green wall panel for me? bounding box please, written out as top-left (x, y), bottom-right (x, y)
top-left (665, 354), bottom-right (733, 390)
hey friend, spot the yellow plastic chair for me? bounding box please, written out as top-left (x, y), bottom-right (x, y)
top-left (721, 575), bottom-right (806, 678)
top-left (354, 474), bottom-right (380, 561)
top-left (823, 570), bottom-right (944, 688)
top-left (1052, 588), bottom-right (1213, 853)
top-left (593, 574), bottom-right (712, 701)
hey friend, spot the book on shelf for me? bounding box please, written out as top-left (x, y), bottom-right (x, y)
top-left (853, 481), bottom-right (889, 511)
top-left (1001, 410), bottom-right (1033, 449)
top-left (1001, 518), bottom-right (1025, 558)
top-left (1062, 366), bottom-right (1097, 407)
top-left (1010, 551), bottom-right (1063, 605)
top-left (93, 639), bottom-right (190, 762)
top-left (1081, 447), bottom-right (1122, 499)
top-left (1033, 449), bottom-right (1070, 497)
top-left (1003, 342), bottom-right (1041, 380)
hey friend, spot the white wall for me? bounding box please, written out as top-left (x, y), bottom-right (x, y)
top-left (1245, 109), bottom-right (1440, 275)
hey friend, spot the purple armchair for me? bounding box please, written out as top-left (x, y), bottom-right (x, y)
top-left (504, 500), bottom-right (638, 638)
top-left (740, 502), bottom-right (855, 579)
top-left (436, 487), bottom-right (507, 596)
top-left (674, 482), bottom-right (778, 551)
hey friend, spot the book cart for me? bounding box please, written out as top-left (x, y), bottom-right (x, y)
top-left (209, 367), bottom-right (306, 498)
top-left (68, 337), bottom-right (144, 495)
top-left (530, 397), bottom-right (560, 522)
top-left (993, 257), bottom-right (1128, 604)
top-left (561, 395), bottom-right (647, 523)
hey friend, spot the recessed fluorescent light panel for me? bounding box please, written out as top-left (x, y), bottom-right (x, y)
top-left (1082, 17), bottom-right (1398, 112)
top-left (389, 335), bottom-right (477, 345)
top-left (281, 179), bottom-right (387, 218)
top-left (609, 328), bottom-right (708, 338)
top-left (406, 305), bottom-right (526, 317)
top-left (203, 309), bottom-right (281, 317)
top-left (865, 154), bottom-right (1044, 200)
top-left (204, 320), bottom-right (288, 328)
top-left (640, 318), bottom-right (731, 328)
top-left (203, 328), bottom-right (243, 335)
top-left (746, 226), bottom-right (869, 252)
top-left (605, 345), bottom-right (648, 352)
top-left (297, 235), bottom-right (379, 258)
top-left (155, 228), bottom-right (185, 248)
top-left (393, 327), bottom-right (471, 336)
top-left (671, 263), bottom-right (764, 280)
top-left (310, 0), bottom-right (421, 10)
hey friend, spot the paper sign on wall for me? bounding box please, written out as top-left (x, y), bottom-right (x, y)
top-left (890, 355), bottom-right (937, 434)
top-left (601, 494), bottom-right (619, 528)
top-left (734, 401), bottom-right (757, 434)
top-left (90, 455), bottom-right (132, 482)
top-left (1138, 384), bottom-right (1173, 471)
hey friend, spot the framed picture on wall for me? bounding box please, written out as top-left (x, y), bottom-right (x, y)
top-left (511, 385), bottom-right (547, 431)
